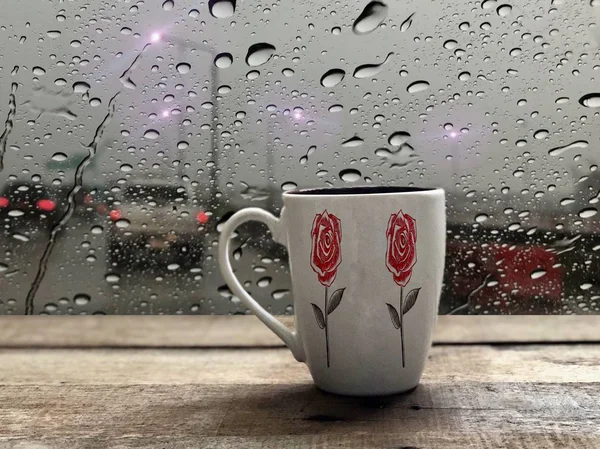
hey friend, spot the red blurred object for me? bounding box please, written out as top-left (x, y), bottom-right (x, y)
top-left (36, 199), bottom-right (56, 212)
top-left (447, 240), bottom-right (563, 312)
top-left (0, 197), bottom-right (9, 208)
top-left (109, 209), bottom-right (122, 221)
top-left (83, 194), bottom-right (93, 204)
top-left (196, 211), bottom-right (209, 224)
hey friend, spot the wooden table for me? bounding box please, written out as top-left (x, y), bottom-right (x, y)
top-left (0, 316), bottom-right (599, 448)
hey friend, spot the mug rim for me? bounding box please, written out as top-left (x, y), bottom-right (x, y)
top-left (283, 185), bottom-right (444, 198)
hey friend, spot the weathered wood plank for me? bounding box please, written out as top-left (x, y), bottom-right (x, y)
top-left (0, 344), bottom-right (598, 448)
top-left (0, 315), bottom-right (597, 348)
top-left (0, 345), bottom-right (598, 386)
top-left (0, 383), bottom-right (598, 443)
top-left (3, 434), bottom-right (600, 449)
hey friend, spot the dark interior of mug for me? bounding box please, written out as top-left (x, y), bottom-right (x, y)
top-left (286, 186), bottom-right (437, 195)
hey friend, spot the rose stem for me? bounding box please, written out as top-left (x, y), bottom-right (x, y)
top-left (325, 286), bottom-right (330, 368)
top-left (400, 286), bottom-right (405, 368)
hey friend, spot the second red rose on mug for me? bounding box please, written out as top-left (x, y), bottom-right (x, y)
top-left (385, 210), bottom-right (421, 367)
top-left (310, 210), bottom-right (346, 368)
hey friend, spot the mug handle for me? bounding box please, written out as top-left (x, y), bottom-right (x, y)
top-left (218, 207), bottom-right (305, 362)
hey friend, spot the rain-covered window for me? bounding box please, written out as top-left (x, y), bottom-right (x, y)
top-left (0, 0), bottom-right (598, 314)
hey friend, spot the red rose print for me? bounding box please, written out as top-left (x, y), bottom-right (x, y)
top-left (385, 209), bottom-right (420, 368)
top-left (310, 210), bottom-right (342, 287)
top-left (385, 210), bottom-right (417, 287)
top-left (310, 210), bottom-right (345, 368)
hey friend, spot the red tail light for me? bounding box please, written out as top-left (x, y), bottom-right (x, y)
top-left (37, 199), bottom-right (56, 212)
top-left (109, 209), bottom-right (122, 221)
top-left (196, 211), bottom-right (209, 224)
top-left (0, 197), bottom-right (8, 208)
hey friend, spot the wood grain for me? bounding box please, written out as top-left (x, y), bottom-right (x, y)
top-left (0, 345), bottom-right (599, 385)
top-left (0, 344), bottom-right (598, 447)
top-left (0, 315), bottom-right (597, 348)
top-left (0, 317), bottom-right (598, 448)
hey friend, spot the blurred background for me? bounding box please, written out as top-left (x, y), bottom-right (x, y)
top-left (0, 0), bottom-right (598, 315)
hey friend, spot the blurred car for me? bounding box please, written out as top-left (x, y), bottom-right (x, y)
top-left (74, 186), bottom-right (110, 218)
top-left (106, 180), bottom-right (209, 269)
top-left (0, 181), bottom-right (66, 236)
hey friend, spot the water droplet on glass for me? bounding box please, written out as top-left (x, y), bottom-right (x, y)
top-left (176, 62), bottom-right (191, 74)
top-left (245, 43), bottom-right (276, 67)
top-left (281, 181), bottom-right (297, 191)
top-left (282, 68), bottom-right (295, 77)
top-left (459, 21), bottom-right (470, 30)
top-left (534, 129), bottom-right (549, 140)
top-left (89, 98), bottom-right (102, 107)
top-left (388, 131), bottom-right (410, 147)
top-left (342, 136), bottom-right (364, 147)
top-left (579, 93), bottom-right (600, 108)
top-left (272, 289), bottom-right (290, 300)
top-left (209, 0), bottom-right (236, 18)
top-left (320, 69), bottom-right (345, 87)
top-left (246, 70), bottom-right (260, 80)
top-left (509, 48), bottom-right (522, 56)
top-left (47, 30), bottom-right (61, 38)
top-left (13, 233), bottom-right (30, 242)
top-left (0, 263), bottom-right (8, 272)
top-left (51, 152), bottom-right (67, 161)
top-left (399, 13), bottom-right (415, 32)
top-left (339, 168), bottom-right (362, 182)
top-left (530, 269), bottom-right (546, 280)
top-left (120, 163), bottom-right (133, 172)
top-left (475, 213), bottom-right (489, 223)
top-left (481, 0), bottom-right (497, 9)
top-left (352, 1), bottom-right (388, 35)
top-left (458, 71), bottom-right (471, 81)
top-left (162, 0), bottom-right (174, 11)
top-left (579, 208), bottom-right (598, 218)
top-left (496, 4), bottom-right (512, 16)
top-left (555, 97), bottom-right (569, 104)
top-left (106, 273), bottom-right (120, 283)
top-left (91, 225), bottom-right (103, 235)
top-left (74, 294), bottom-right (90, 306)
top-left (548, 140), bottom-right (588, 156)
top-left (580, 283), bottom-right (593, 290)
top-left (560, 198), bottom-right (575, 206)
top-left (329, 104), bottom-right (343, 112)
top-left (168, 263), bottom-right (180, 271)
top-left (33, 66), bottom-right (46, 76)
top-left (9, 210), bottom-right (24, 217)
top-left (353, 52), bottom-right (392, 79)
top-left (214, 53), bottom-right (233, 68)
top-left (189, 8), bottom-right (200, 17)
top-left (115, 219), bottom-right (130, 229)
top-left (443, 39), bottom-right (458, 49)
top-left (407, 80), bottom-right (430, 93)
top-left (257, 276), bottom-right (272, 287)
top-left (73, 81), bottom-right (91, 94)
top-left (144, 129), bottom-right (160, 140)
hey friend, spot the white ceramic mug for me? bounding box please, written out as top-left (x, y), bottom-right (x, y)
top-left (218, 186), bottom-right (445, 396)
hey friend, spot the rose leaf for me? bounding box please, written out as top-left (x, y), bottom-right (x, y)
top-left (386, 303), bottom-right (401, 329)
top-left (402, 288), bottom-right (421, 315)
top-left (326, 287), bottom-right (345, 315)
top-left (311, 303), bottom-right (326, 329)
